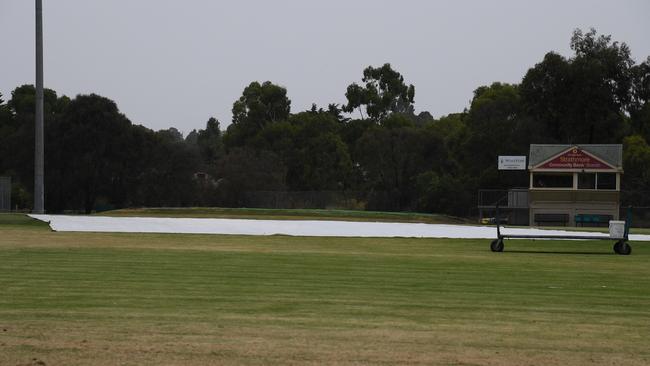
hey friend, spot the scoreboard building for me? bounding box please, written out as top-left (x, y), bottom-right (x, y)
top-left (528, 144), bottom-right (623, 227)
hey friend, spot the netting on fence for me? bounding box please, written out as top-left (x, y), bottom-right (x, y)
top-left (0, 176), bottom-right (10, 211)
top-left (241, 191), bottom-right (366, 210)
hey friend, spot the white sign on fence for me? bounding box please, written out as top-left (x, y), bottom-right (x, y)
top-left (498, 156), bottom-right (526, 170)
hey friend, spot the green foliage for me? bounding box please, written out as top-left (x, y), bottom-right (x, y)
top-left (630, 57), bottom-right (650, 139)
top-left (416, 171), bottom-right (473, 216)
top-left (343, 63), bottom-right (415, 121)
top-left (0, 87), bottom-right (204, 212)
top-left (196, 117), bottom-right (223, 165)
top-left (10, 183), bottom-right (31, 210)
top-left (458, 83), bottom-right (530, 189)
top-left (521, 28), bottom-right (635, 144)
top-left (0, 93), bottom-right (12, 126)
top-left (226, 81), bottom-right (291, 148)
top-left (355, 116), bottom-right (434, 211)
top-left (623, 135), bottom-right (650, 190)
top-left (232, 81), bottom-right (291, 125)
top-left (185, 129), bottom-right (199, 145)
top-left (48, 94), bottom-right (136, 213)
top-left (0, 85), bottom-right (66, 209)
top-left (2, 28), bottom-right (648, 216)
top-left (631, 57), bottom-right (650, 107)
top-left (288, 112), bottom-right (352, 190)
top-left (241, 110), bottom-right (353, 191)
top-left (142, 129), bottom-right (201, 207)
top-left (215, 148), bottom-right (287, 206)
top-left (519, 52), bottom-right (570, 142)
top-left (0, 93), bottom-right (14, 173)
top-left (156, 127), bottom-right (184, 142)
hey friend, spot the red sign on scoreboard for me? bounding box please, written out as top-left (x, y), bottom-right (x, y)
top-left (538, 147), bottom-right (610, 169)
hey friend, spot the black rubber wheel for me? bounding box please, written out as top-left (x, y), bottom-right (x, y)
top-left (490, 239), bottom-right (498, 251)
top-left (613, 241), bottom-right (622, 254)
top-left (618, 241), bottom-right (632, 255)
top-left (490, 239), bottom-right (504, 252)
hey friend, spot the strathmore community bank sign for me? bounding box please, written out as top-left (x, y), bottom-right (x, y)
top-left (537, 147), bottom-right (612, 170)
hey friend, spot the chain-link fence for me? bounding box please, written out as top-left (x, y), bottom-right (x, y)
top-left (477, 189), bottom-right (529, 225)
top-left (0, 176), bottom-right (10, 212)
top-left (619, 207), bottom-right (650, 228)
top-left (238, 190), bottom-right (428, 211)
top-left (241, 191), bottom-right (367, 210)
top-left (620, 191), bottom-right (650, 228)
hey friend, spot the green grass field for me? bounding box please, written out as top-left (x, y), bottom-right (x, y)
top-left (100, 207), bottom-right (470, 224)
top-left (1, 213), bottom-right (649, 365)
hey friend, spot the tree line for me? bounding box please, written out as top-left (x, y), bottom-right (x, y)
top-left (1, 29), bottom-right (649, 215)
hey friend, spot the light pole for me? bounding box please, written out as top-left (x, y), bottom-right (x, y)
top-left (34, 0), bottom-right (45, 213)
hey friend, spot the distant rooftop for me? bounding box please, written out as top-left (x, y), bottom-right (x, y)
top-left (529, 144), bottom-right (622, 169)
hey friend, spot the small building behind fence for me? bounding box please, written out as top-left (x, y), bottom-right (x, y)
top-left (478, 189), bottom-right (529, 225)
top-left (0, 176), bottom-right (10, 211)
top-left (528, 144), bottom-right (622, 227)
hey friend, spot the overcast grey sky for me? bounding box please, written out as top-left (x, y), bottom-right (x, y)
top-left (2, 1), bottom-right (649, 134)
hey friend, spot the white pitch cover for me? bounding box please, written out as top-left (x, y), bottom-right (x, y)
top-left (29, 215), bottom-right (650, 241)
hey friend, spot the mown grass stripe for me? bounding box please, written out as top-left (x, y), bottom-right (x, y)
top-left (2, 222), bottom-right (650, 365)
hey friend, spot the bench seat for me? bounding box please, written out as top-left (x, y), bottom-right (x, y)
top-left (575, 214), bottom-right (613, 227)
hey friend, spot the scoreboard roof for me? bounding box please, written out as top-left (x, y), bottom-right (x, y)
top-left (529, 144), bottom-right (622, 170)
